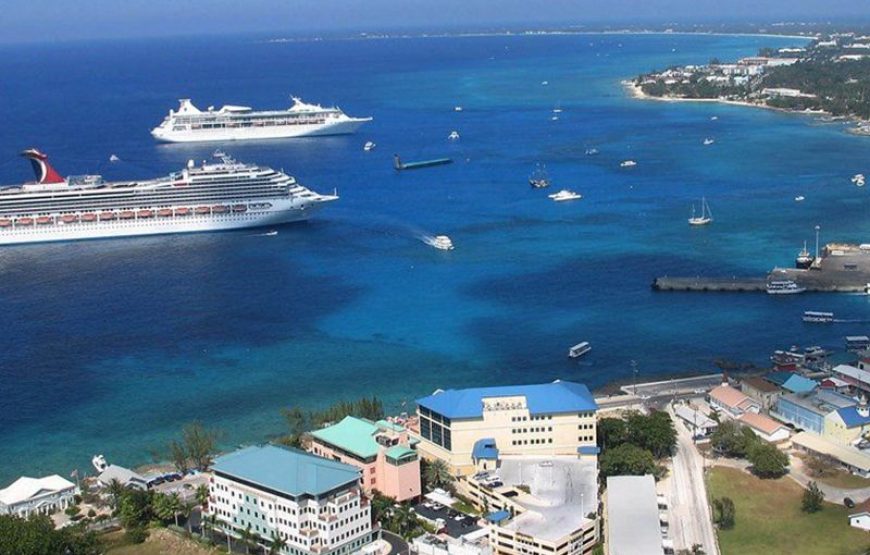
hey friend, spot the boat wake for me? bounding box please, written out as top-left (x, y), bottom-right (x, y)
top-left (252, 230), bottom-right (279, 237)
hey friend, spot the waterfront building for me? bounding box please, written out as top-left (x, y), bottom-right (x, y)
top-left (737, 412), bottom-right (791, 443)
top-left (781, 375), bottom-right (818, 395)
top-left (412, 380), bottom-right (598, 475)
top-left (97, 465), bottom-right (149, 491)
top-left (307, 416), bottom-right (421, 502)
top-left (740, 377), bottom-right (781, 410)
top-left (0, 475), bottom-right (77, 517)
top-left (708, 384), bottom-right (760, 418)
top-left (773, 390), bottom-right (856, 435)
top-left (605, 475), bottom-right (666, 555)
top-left (833, 363), bottom-right (870, 395)
top-left (208, 445), bottom-right (376, 555)
top-left (824, 401), bottom-right (870, 446)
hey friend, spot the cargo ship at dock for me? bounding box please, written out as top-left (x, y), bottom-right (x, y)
top-left (0, 149), bottom-right (337, 246)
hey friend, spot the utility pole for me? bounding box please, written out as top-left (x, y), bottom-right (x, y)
top-left (631, 360), bottom-right (639, 397)
top-left (814, 225), bottom-right (821, 261)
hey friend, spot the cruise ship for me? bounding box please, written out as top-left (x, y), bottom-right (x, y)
top-left (151, 97), bottom-right (372, 143)
top-left (0, 149), bottom-right (338, 246)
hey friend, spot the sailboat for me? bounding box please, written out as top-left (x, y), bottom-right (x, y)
top-left (688, 197), bottom-right (713, 226)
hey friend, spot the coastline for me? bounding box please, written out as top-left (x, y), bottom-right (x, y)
top-left (623, 80), bottom-right (870, 134)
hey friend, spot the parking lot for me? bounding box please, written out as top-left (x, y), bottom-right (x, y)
top-left (413, 500), bottom-right (480, 538)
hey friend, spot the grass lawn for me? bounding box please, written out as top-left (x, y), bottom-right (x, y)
top-left (104, 528), bottom-right (223, 555)
top-left (817, 469), bottom-right (870, 490)
top-left (707, 467), bottom-right (868, 555)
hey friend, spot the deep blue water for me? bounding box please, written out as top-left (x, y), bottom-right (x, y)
top-left (0, 32), bottom-right (868, 483)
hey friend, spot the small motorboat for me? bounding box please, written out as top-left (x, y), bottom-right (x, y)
top-left (852, 173), bottom-right (865, 187)
top-left (109, 154), bottom-right (121, 162)
top-left (568, 341), bottom-right (592, 358)
top-left (620, 160), bottom-right (637, 168)
top-left (454, 106), bottom-right (463, 112)
top-left (364, 141), bottom-right (376, 151)
top-left (541, 80), bottom-right (549, 86)
top-left (710, 116), bottom-right (719, 121)
top-left (703, 138), bottom-right (715, 146)
top-left (585, 148), bottom-right (599, 156)
top-left (794, 195), bottom-right (805, 202)
top-left (448, 131), bottom-right (460, 140)
top-left (428, 235), bottom-right (454, 250)
top-left (549, 189), bottom-right (583, 202)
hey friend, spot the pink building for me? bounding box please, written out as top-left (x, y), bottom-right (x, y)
top-left (308, 416), bottom-right (422, 502)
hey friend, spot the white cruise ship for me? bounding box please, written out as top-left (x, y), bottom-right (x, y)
top-left (151, 97), bottom-right (372, 143)
top-left (0, 149), bottom-right (337, 246)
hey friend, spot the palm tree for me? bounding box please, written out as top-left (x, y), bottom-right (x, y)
top-left (389, 504), bottom-right (419, 539)
top-left (240, 524), bottom-right (256, 555)
top-left (195, 484), bottom-right (210, 508)
top-left (152, 493), bottom-right (175, 524)
top-left (107, 479), bottom-right (125, 510)
top-left (180, 500), bottom-right (194, 533)
top-left (268, 531), bottom-right (288, 555)
top-left (423, 459), bottom-right (454, 490)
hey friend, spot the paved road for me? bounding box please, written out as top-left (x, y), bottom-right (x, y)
top-left (664, 407), bottom-right (720, 555)
top-left (381, 530), bottom-right (410, 555)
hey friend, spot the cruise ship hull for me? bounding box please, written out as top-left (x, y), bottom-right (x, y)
top-left (0, 199), bottom-right (330, 246)
top-left (152, 117), bottom-right (370, 143)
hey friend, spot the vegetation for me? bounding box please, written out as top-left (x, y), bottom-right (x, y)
top-left (801, 481), bottom-right (825, 513)
top-left (597, 410), bottom-right (675, 479)
top-left (711, 420), bottom-right (789, 478)
top-left (746, 442), bottom-right (789, 478)
top-left (280, 396), bottom-right (384, 447)
top-left (802, 454), bottom-right (870, 489)
top-left (370, 492), bottom-right (423, 539)
top-left (600, 443), bottom-right (662, 478)
top-left (707, 466), bottom-right (866, 555)
top-left (0, 514), bottom-right (101, 555)
top-left (711, 497), bottom-right (736, 529)
top-left (421, 458), bottom-right (455, 491)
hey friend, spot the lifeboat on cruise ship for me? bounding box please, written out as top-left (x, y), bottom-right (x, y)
top-left (119, 211), bottom-right (135, 219)
top-left (137, 209), bottom-right (154, 218)
top-left (232, 204), bottom-right (247, 213)
top-left (157, 208), bottom-right (173, 218)
top-left (81, 213), bottom-right (97, 222)
top-left (36, 216), bottom-right (53, 225)
top-left (0, 219), bottom-right (11, 227)
top-left (99, 212), bottom-right (116, 221)
top-left (61, 214), bottom-right (79, 224)
top-left (16, 217), bottom-right (34, 226)
top-left (195, 206), bottom-right (211, 215)
top-left (212, 205), bottom-right (229, 214)
top-left (175, 207), bottom-right (190, 216)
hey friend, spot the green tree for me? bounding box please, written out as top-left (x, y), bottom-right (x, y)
top-left (196, 484), bottom-right (210, 508)
top-left (422, 458), bottom-right (454, 490)
top-left (710, 420), bottom-right (758, 458)
top-left (152, 493), bottom-right (176, 525)
top-left (388, 504), bottom-right (420, 539)
top-left (626, 410), bottom-right (677, 458)
top-left (747, 442), bottom-right (789, 478)
top-left (370, 491), bottom-right (396, 524)
top-left (182, 421), bottom-right (219, 471)
top-left (118, 488), bottom-right (153, 529)
top-left (801, 481), bottom-right (824, 513)
top-left (169, 439), bottom-right (190, 474)
top-left (106, 478), bottom-right (125, 510)
top-left (268, 531), bottom-right (288, 555)
top-left (712, 497), bottom-right (735, 529)
top-left (597, 418), bottom-right (628, 450)
top-left (599, 444), bottom-right (659, 478)
top-left (239, 523), bottom-right (257, 554)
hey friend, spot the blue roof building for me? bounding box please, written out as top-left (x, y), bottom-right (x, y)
top-left (782, 375), bottom-right (818, 394)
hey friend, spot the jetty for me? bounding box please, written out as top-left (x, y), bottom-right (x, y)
top-left (393, 155), bottom-right (453, 171)
top-left (652, 276), bottom-right (767, 292)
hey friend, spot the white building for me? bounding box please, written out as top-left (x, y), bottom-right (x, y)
top-left (0, 475), bottom-right (77, 517)
top-left (674, 405), bottom-right (717, 437)
top-left (850, 512), bottom-right (870, 531)
top-left (605, 475), bottom-right (666, 555)
top-left (414, 530), bottom-right (491, 555)
top-left (209, 445), bottom-right (376, 555)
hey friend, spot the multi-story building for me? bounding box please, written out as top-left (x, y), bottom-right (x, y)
top-left (209, 445), bottom-right (376, 555)
top-left (824, 401), bottom-right (870, 446)
top-left (773, 390), bottom-right (856, 435)
top-left (740, 377), bottom-right (781, 410)
top-left (412, 380), bottom-right (598, 475)
top-left (308, 416), bottom-right (421, 502)
top-left (0, 475), bottom-right (77, 517)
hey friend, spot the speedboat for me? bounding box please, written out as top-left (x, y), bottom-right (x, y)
top-left (454, 106), bottom-right (463, 112)
top-left (710, 116), bottom-right (719, 121)
top-left (620, 160), bottom-right (637, 168)
top-left (429, 235), bottom-right (454, 250)
top-left (568, 341), bottom-right (591, 358)
top-left (766, 280), bottom-right (806, 295)
top-left (852, 173), bottom-right (865, 187)
top-left (585, 148), bottom-right (599, 156)
top-left (703, 138), bottom-right (715, 146)
top-left (551, 115), bottom-right (559, 121)
top-left (541, 81), bottom-right (549, 86)
top-left (364, 141), bottom-right (376, 151)
top-left (109, 154), bottom-right (121, 163)
top-left (549, 189), bottom-right (583, 202)
top-left (448, 131), bottom-right (460, 140)
top-left (688, 197), bottom-right (713, 226)
top-left (92, 454), bottom-right (109, 473)
top-left (794, 195), bottom-right (805, 202)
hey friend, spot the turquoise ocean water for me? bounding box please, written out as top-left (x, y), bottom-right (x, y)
top-left (0, 32), bottom-right (868, 483)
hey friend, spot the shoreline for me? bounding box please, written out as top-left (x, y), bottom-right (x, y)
top-left (623, 80), bottom-right (870, 134)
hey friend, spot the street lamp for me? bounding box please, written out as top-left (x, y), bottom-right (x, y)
top-left (631, 360), bottom-right (639, 397)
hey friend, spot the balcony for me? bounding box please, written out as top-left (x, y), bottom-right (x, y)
top-left (300, 527), bottom-right (320, 538)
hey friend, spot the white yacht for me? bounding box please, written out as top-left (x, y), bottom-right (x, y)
top-left (92, 455), bottom-right (108, 473)
top-left (766, 280), bottom-right (806, 295)
top-left (794, 195), bottom-right (805, 202)
top-left (364, 141), bottom-right (376, 151)
top-left (620, 160), bottom-right (637, 168)
top-left (454, 106), bottom-right (463, 112)
top-left (568, 341), bottom-right (591, 358)
top-left (549, 190), bottom-right (582, 202)
top-left (852, 173), bottom-right (866, 187)
top-left (703, 138), bottom-right (715, 146)
top-left (688, 197), bottom-right (713, 226)
top-left (448, 131), bottom-right (460, 140)
top-left (427, 235), bottom-right (454, 250)
top-left (151, 97), bottom-right (371, 143)
top-left (0, 149), bottom-right (337, 246)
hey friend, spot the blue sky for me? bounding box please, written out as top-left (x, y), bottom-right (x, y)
top-left (2, 0), bottom-right (868, 44)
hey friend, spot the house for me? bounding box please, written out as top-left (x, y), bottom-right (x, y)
top-left (709, 384), bottom-right (761, 418)
top-left (208, 445), bottom-right (376, 555)
top-left (850, 512), bottom-right (870, 532)
top-left (413, 380), bottom-right (598, 475)
top-left (0, 475), bottom-right (77, 517)
top-left (737, 412), bottom-right (790, 442)
top-left (674, 405), bottom-right (717, 437)
top-left (824, 401), bottom-right (870, 446)
top-left (308, 416), bottom-right (421, 502)
top-left (833, 364), bottom-right (870, 395)
top-left (782, 375), bottom-right (818, 395)
top-left (819, 376), bottom-right (851, 393)
top-left (741, 377), bottom-right (781, 409)
top-left (97, 465), bottom-right (149, 491)
top-left (773, 390), bottom-right (856, 435)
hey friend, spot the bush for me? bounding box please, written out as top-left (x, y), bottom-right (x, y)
top-left (65, 505), bottom-right (81, 517)
top-left (747, 443), bottom-right (789, 478)
top-left (125, 526), bottom-right (149, 544)
top-left (712, 497), bottom-right (735, 529)
top-left (801, 481), bottom-right (824, 513)
top-left (87, 508), bottom-right (97, 518)
top-left (600, 444), bottom-right (659, 477)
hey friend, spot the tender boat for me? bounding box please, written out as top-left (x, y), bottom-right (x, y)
top-left (454, 106), bottom-right (463, 112)
top-left (109, 154), bottom-right (121, 162)
top-left (766, 280), bottom-right (806, 295)
top-left (710, 116), bottom-right (719, 121)
top-left (364, 141), bottom-right (376, 151)
top-left (448, 131), bottom-right (460, 140)
top-left (428, 235), bottom-right (454, 251)
top-left (851, 173), bottom-right (865, 187)
top-left (568, 341), bottom-right (592, 358)
top-left (688, 197), bottom-right (713, 226)
top-left (703, 138), bottom-right (715, 146)
top-left (620, 160), bottom-right (637, 168)
top-left (794, 195), bottom-right (805, 202)
top-left (585, 148), bottom-right (599, 156)
top-left (92, 454), bottom-right (108, 473)
top-left (803, 311), bottom-right (834, 323)
top-left (529, 164), bottom-right (550, 189)
top-left (548, 190), bottom-right (583, 202)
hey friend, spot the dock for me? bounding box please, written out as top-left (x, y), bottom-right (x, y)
top-left (652, 276), bottom-right (767, 292)
top-left (394, 155), bottom-right (453, 171)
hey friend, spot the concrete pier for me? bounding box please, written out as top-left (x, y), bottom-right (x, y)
top-left (652, 276), bottom-right (766, 292)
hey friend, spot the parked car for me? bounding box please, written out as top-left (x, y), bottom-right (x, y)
top-left (844, 497), bottom-right (855, 508)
